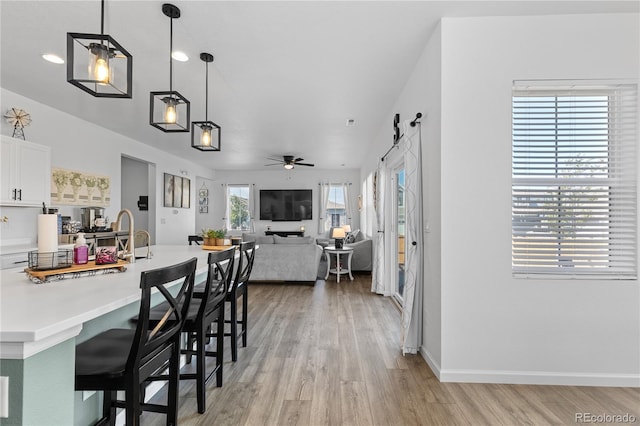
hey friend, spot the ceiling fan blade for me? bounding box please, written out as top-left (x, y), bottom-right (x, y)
top-left (266, 157), bottom-right (283, 163)
top-left (296, 162), bottom-right (314, 167)
top-left (264, 162), bottom-right (282, 166)
top-left (294, 157), bottom-right (304, 163)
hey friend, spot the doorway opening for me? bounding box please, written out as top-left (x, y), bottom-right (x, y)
top-left (394, 166), bottom-right (405, 305)
top-left (121, 156), bottom-right (156, 245)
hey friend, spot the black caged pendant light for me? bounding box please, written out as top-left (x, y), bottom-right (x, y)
top-left (191, 53), bottom-right (221, 151)
top-left (67, 0), bottom-right (133, 98)
top-left (149, 3), bottom-right (190, 132)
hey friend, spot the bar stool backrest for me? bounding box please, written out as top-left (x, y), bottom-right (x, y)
top-left (199, 248), bottom-right (235, 318)
top-left (128, 257), bottom-right (197, 372)
top-left (234, 241), bottom-right (256, 288)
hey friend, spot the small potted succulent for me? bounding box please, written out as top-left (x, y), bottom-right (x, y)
top-left (213, 228), bottom-right (227, 246)
top-left (201, 228), bottom-right (217, 246)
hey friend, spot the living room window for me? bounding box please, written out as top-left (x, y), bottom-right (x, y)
top-left (512, 81), bottom-right (637, 278)
top-left (227, 184), bottom-right (251, 231)
top-left (326, 184), bottom-right (347, 228)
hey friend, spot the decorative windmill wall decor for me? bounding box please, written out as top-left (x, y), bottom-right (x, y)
top-left (4, 108), bottom-right (31, 140)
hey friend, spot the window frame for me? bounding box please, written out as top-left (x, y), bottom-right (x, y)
top-left (226, 184), bottom-right (251, 232)
top-left (511, 81), bottom-right (637, 279)
top-left (325, 183), bottom-right (347, 229)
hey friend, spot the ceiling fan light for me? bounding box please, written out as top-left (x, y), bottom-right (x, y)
top-left (284, 163), bottom-right (294, 170)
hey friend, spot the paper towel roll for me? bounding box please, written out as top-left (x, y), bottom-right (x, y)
top-left (38, 214), bottom-right (58, 253)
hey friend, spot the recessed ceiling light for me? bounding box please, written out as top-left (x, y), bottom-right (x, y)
top-left (346, 119), bottom-right (355, 126)
top-left (171, 51), bottom-right (189, 62)
top-left (42, 54), bottom-right (64, 64)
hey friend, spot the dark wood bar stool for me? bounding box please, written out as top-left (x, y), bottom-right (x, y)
top-left (148, 248), bottom-right (235, 414)
top-left (75, 257), bottom-right (197, 426)
top-left (224, 241), bottom-right (256, 361)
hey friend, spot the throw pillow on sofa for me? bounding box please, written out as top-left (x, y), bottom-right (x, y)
top-left (345, 229), bottom-right (361, 243)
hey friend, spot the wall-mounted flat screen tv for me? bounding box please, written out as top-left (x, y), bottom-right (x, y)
top-left (259, 189), bottom-right (312, 221)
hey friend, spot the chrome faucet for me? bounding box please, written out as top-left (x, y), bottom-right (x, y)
top-left (115, 208), bottom-right (135, 263)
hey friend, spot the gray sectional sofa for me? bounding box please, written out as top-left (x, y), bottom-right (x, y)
top-left (242, 233), bottom-right (322, 282)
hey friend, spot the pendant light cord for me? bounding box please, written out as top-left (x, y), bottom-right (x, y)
top-left (169, 15), bottom-right (173, 95)
top-left (100, 0), bottom-right (105, 35)
top-left (205, 61), bottom-right (209, 120)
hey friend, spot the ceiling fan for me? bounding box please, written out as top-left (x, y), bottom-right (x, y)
top-left (264, 155), bottom-right (315, 169)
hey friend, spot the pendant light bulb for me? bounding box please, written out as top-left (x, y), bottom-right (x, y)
top-left (163, 97), bottom-right (178, 124)
top-left (201, 125), bottom-right (212, 146)
top-left (88, 43), bottom-right (111, 83)
top-left (165, 104), bottom-right (177, 123)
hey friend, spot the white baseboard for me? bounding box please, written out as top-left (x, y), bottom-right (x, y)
top-left (417, 345), bottom-right (638, 387)
top-left (438, 369), bottom-right (640, 387)
top-left (419, 346), bottom-right (441, 380)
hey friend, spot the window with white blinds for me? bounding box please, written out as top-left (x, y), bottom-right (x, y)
top-left (512, 81), bottom-right (637, 278)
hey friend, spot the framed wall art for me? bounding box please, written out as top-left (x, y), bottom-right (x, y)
top-left (198, 186), bottom-right (208, 214)
top-left (51, 167), bottom-right (110, 206)
top-left (163, 173), bottom-right (191, 208)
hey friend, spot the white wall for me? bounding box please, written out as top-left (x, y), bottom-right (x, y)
top-left (361, 12), bottom-right (639, 386)
top-left (195, 175), bottom-right (217, 235)
top-left (0, 89), bottom-right (216, 245)
top-left (204, 168), bottom-right (361, 238)
top-left (439, 13), bottom-right (639, 385)
top-left (360, 23), bottom-right (443, 371)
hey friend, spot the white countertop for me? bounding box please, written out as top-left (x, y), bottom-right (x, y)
top-left (0, 245), bottom-right (212, 359)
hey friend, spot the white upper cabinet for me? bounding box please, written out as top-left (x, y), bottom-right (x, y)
top-left (0, 136), bottom-right (51, 207)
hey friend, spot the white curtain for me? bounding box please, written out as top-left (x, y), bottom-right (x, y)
top-left (362, 173), bottom-right (375, 237)
top-left (318, 183), bottom-right (330, 234)
top-left (221, 183), bottom-right (229, 230)
top-left (343, 183), bottom-right (352, 226)
top-left (401, 119), bottom-right (423, 355)
top-left (371, 163), bottom-right (387, 294)
top-left (248, 183), bottom-right (256, 233)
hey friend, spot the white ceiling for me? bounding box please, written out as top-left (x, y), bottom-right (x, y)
top-left (2, 1), bottom-right (637, 171)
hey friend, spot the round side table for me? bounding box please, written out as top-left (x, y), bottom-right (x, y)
top-left (324, 246), bottom-right (354, 282)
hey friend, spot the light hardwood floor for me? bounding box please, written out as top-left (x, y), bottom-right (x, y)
top-left (142, 274), bottom-right (640, 425)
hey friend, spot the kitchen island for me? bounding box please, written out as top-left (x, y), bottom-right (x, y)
top-left (0, 245), bottom-right (212, 426)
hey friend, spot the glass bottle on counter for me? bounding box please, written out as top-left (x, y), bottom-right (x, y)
top-left (73, 232), bottom-right (89, 265)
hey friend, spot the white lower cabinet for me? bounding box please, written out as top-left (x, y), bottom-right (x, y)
top-left (0, 251), bottom-right (30, 270)
top-left (0, 136), bottom-right (51, 207)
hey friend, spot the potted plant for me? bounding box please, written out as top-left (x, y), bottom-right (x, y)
top-left (213, 228), bottom-right (227, 246)
top-left (201, 228), bottom-right (217, 246)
